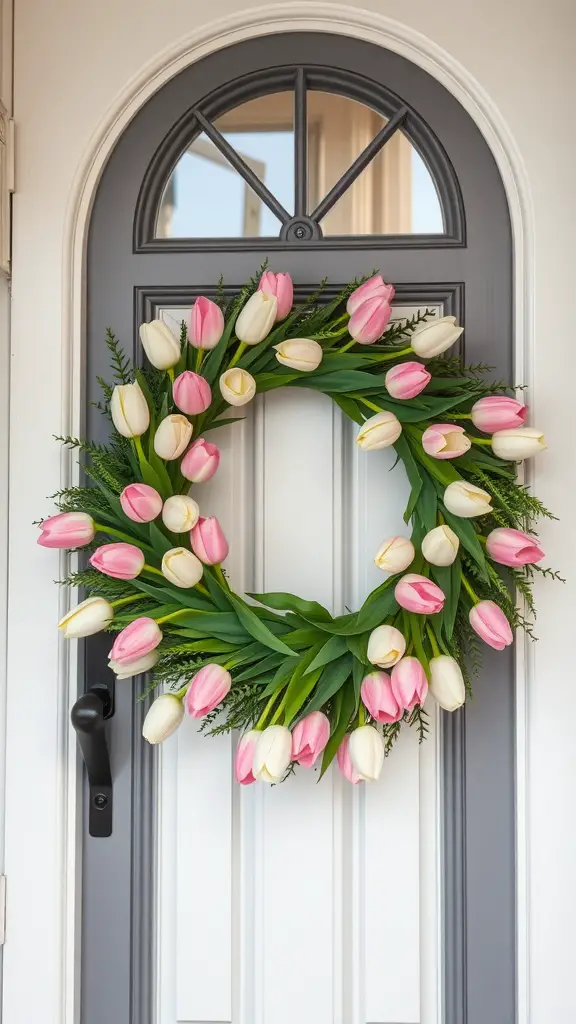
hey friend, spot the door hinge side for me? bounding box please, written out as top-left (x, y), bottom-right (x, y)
top-left (0, 875), bottom-right (6, 944)
top-left (0, 106), bottom-right (14, 274)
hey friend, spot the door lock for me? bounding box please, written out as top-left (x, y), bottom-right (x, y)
top-left (71, 684), bottom-right (114, 837)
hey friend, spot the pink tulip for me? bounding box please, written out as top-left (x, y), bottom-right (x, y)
top-left (291, 711), bottom-right (330, 767)
top-left (109, 617), bottom-right (162, 664)
top-left (391, 657), bottom-right (428, 711)
top-left (348, 296), bottom-right (392, 345)
top-left (471, 396), bottom-right (528, 433)
top-left (346, 274), bottom-right (395, 315)
top-left (234, 730), bottom-right (259, 785)
top-left (120, 483), bottom-right (163, 523)
top-left (337, 734), bottom-right (362, 784)
top-left (395, 573), bottom-right (446, 614)
top-left (191, 516), bottom-right (229, 565)
top-left (258, 270), bottom-right (293, 321)
top-left (173, 371), bottom-right (212, 415)
top-left (37, 511), bottom-right (95, 548)
top-left (89, 542), bottom-right (145, 580)
top-left (486, 528), bottom-right (544, 567)
top-left (361, 671), bottom-right (402, 723)
top-left (185, 663), bottom-right (232, 718)
top-left (422, 423), bottom-right (471, 459)
top-left (181, 437), bottom-right (220, 483)
top-left (385, 361), bottom-right (431, 400)
top-left (469, 600), bottom-right (513, 650)
top-left (189, 296), bottom-right (225, 350)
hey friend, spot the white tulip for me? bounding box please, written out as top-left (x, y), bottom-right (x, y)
top-left (429, 656), bottom-right (466, 711)
top-left (110, 382), bottom-right (150, 438)
top-left (410, 316), bottom-right (464, 359)
top-left (421, 525), bottom-right (460, 566)
top-left (253, 725), bottom-right (292, 783)
top-left (162, 494), bottom-right (200, 533)
top-left (374, 536), bottom-right (415, 573)
top-left (349, 725), bottom-right (384, 781)
top-left (219, 367), bottom-right (257, 407)
top-left (142, 693), bottom-right (184, 744)
top-left (108, 651), bottom-right (159, 679)
top-left (58, 596), bottom-right (114, 639)
top-left (153, 414), bottom-right (192, 460)
top-left (356, 410), bottom-right (402, 451)
top-left (139, 319), bottom-right (180, 370)
top-left (274, 338), bottom-right (323, 372)
top-left (491, 427), bottom-right (547, 461)
top-left (367, 624), bottom-right (406, 668)
top-left (235, 291), bottom-right (278, 345)
top-left (443, 480), bottom-right (492, 518)
top-left (161, 547), bottom-right (204, 588)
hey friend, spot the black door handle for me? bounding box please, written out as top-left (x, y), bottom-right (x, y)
top-left (71, 685), bottom-right (113, 837)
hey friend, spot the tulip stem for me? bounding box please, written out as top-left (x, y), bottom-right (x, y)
top-left (460, 573), bottom-right (479, 604)
top-left (358, 703), bottom-right (367, 726)
top-left (167, 367), bottom-right (175, 384)
top-left (195, 349), bottom-right (205, 373)
top-left (376, 345), bottom-right (413, 362)
top-left (155, 608), bottom-right (198, 625)
top-left (425, 624), bottom-right (441, 658)
top-left (228, 342), bottom-right (247, 368)
top-left (447, 413), bottom-right (472, 420)
top-left (256, 691), bottom-right (282, 730)
top-left (143, 564), bottom-right (164, 578)
top-left (471, 437), bottom-right (493, 446)
top-left (110, 593), bottom-right (149, 609)
top-left (196, 582), bottom-right (210, 597)
top-left (93, 522), bottom-right (151, 547)
top-left (340, 339), bottom-right (356, 353)
top-left (213, 563), bottom-right (230, 590)
top-left (270, 693), bottom-right (288, 726)
top-left (358, 397), bottom-right (385, 414)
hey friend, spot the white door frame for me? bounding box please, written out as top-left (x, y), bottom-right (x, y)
top-left (4, 4), bottom-right (541, 1023)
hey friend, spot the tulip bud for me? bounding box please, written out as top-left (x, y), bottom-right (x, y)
top-left (422, 423), bottom-right (471, 459)
top-left (108, 651), bottom-right (159, 679)
top-left (234, 730), bottom-right (260, 785)
top-left (173, 371), bottom-right (212, 415)
top-left (356, 410), bottom-right (402, 451)
top-left (139, 319), bottom-right (180, 370)
top-left (190, 516), bottom-right (229, 566)
top-left (58, 596), bottom-right (114, 639)
top-left (153, 414), bottom-right (193, 461)
top-left (349, 296), bottom-right (392, 344)
top-left (421, 525), bottom-right (460, 566)
top-left (37, 511), bottom-right (95, 549)
top-left (89, 542), bottom-right (145, 580)
top-left (274, 338), bottom-right (323, 372)
top-left (374, 535), bottom-right (415, 574)
top-left (142, 694), bottom-right (184, 744)
top-left (443, 480), bottom-right (492, 518)
top-left (291, 711), bottom-right (330, 767)
top-left (347, 274), bottom-right (395, 315)
top-left (469, 601), bottom-right (513, 651)
top-left (253, 725), bottom-right (292, 783)
top-left (189, 296), bottom-right (225, 351)
top-left (367, 624), bottom-right (406, 668)
top-left (109, 616), bottom-right (162, 664)
top-left (120, 483), bottom-right (163, 523)
top-left (410, 316), bottom-right (463, 359)
top-left (219, 367), bottom-right (257, 407)
top-left (429, 655), bottom-right (466, 711)
top-left (181, 437), bottom-right (220, 483)
top-left (258, 271), bottom-right (293, 321)
top-left (161, 547), bottom-right (204, 588)
top-left (161, 494), bottom-right (200, 533)
top-left (337, 734), bottom-right (361, 784)
top-left (385, 361), bottom-right (431, 400)
top-left (391, 657), bottom-right (428, 710)
top-left (491, 427), bottom-right (547, 461)
top-left (185, 663), bottom-right (232, 717)
top-left (349, 725), bottom-right (384, 781)
top-left (486, 527), bottom-right (544, 567)
top-left (361, 671), bottom-right (401, 723)
top-left (395, 573), bottom-right (445, 614)
top-left (110, 382), bottom-right (150, 438)
top-left (235, 291), bottom-right (277, 344)
top-left (471, 396), bottom-right (527, 433)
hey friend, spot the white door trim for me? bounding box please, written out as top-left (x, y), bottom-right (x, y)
top-left (7, 5), bottom-right (534, 1022)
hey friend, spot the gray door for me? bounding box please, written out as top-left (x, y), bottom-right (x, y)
top-left (83, 32), bottom-right (513, 1024)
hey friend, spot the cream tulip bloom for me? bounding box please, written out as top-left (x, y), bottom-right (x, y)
top-left (161, 547), bottom-right (204, 588)
top-left (253, 725), bottom-right (292, 783)
top-left (58, 596), bottom-right (114, 639)
top-left (421, 525), bottom-right (460, 566)
top-left (349, 725), bottom-right (385, 781)
top-left (367, 624), bottom-right (406, 668)
top-left (153, 415), bottom-right (193, 460)
top-left (443, 480), bottom-right (492, 518)
top-left (274, 338), bottom-right (323, 372)
top-left (491, 427), bottom-right (547, 461)
top-left (162, 494), bottom-right (200, 533)
top-left (356, 410), bottom-right (402, 451)
top-left (374, 536), bottom-right (415, 574)
top-left (219, 367), bottom-right (257, 407)
top-left (108, 651), bottom-right (159, 679)
top-left (142, 694), bottom-right (184, 744)
top-left (410, 316), bottom-right (463, 359)
top-left (235, 291), bottom-right (277, 344)
top-left (110, 382), bottom-right (150, 438)
top-left (138, 319), bottom-right (180, 370)
top-left (429, 656), bottom-right (466, 711)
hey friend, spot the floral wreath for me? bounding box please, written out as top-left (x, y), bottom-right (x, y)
top-left (38, 268), bottom-right (557, 785)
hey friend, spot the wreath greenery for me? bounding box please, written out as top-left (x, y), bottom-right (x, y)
top-left (39, 267), bottom-right (557, 784)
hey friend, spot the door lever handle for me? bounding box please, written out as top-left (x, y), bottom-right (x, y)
top-left (71, 685), bottom-right (113, 837)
